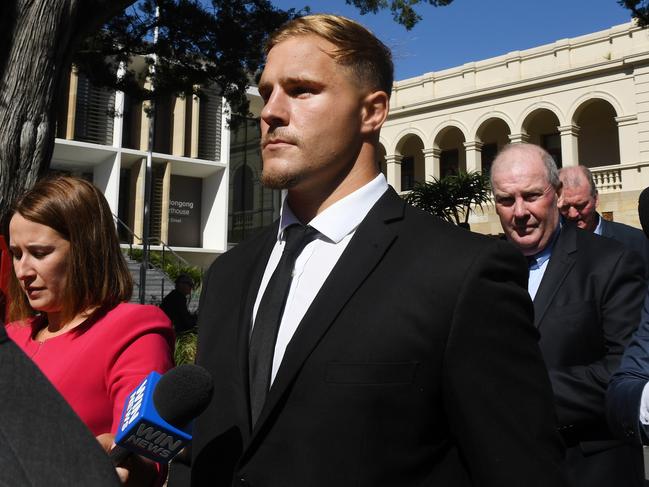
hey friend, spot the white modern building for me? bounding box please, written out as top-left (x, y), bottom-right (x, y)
top-left (52, 67), bottom-right (230, 268)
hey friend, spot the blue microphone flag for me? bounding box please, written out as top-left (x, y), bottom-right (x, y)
top-left (114, 371), bottom-right (192, 463)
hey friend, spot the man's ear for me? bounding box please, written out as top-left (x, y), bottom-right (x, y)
top-left (360, 90), bottom-right (389, 135)
top-left (553, 182), bottom-right (563, 208)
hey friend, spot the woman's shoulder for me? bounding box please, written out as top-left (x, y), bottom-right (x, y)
top-left (98, 302), bottom-right (172, 329)
top-left (5, 317), bottom-right (37, 339)
top-left (5, 321), bottom-right (29, 341)
top-left (90, 303), bottom-right (174, 353)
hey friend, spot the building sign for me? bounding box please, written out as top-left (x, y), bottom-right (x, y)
top-left (168, 175), bottom-right (202, 247)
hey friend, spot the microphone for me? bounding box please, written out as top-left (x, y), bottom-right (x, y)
top-left (639, 186), bottom-right (649, 239)
top-left (110, 364), bottom-right (213, 466)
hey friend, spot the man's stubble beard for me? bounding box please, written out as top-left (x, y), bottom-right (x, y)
top-left (261, 169), bottom-right (301, 190)
top-left (260, 128), bottom-right (303, 189)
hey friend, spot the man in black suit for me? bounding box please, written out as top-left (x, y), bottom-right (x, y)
top-left (0, 326), bottom-right (119, 486)
top-left (558, 165), bottom-right (649, 277)
top-left (491, 143), bottom-right (646, 487)
top-left (607, 288), bottom-right (649, 464)
top-left (173, 15), bottom-right (567, 487)
top-left (160, 273), bottom-right (196, 335)
top-left (607, 187), bottom-right (649, 486)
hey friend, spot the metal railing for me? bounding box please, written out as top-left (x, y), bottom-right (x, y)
top-left (113, 215), bottom-right (193, 305)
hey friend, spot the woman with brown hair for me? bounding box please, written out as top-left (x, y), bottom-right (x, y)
top-left (4, 175), bottom-right (174, 484)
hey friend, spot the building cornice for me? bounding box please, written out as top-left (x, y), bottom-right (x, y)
top-left (387, 54), bottom-right (649, 121)
top-left (387, 22), bottom-right (649, 121)
top-left (393, 22), bottom-right (643, 90)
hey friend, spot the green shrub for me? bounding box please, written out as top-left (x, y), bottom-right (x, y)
top-left (174, 331), bottom-right (198, 365)
top-left (125, 248), bottom-right (202, 286)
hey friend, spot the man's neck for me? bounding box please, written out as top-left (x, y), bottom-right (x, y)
top-left (527, 224), bottom-right (561, 259)
top-left (287, 168), bottom-right (379, 223)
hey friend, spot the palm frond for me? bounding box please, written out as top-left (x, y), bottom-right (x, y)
top-left (404, 171), bottom-right (491, 227)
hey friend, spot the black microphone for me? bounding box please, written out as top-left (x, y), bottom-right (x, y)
top-left (109, 364), bottom-right (213, 466)
top-left (639, 186), bottom-right (649, 239)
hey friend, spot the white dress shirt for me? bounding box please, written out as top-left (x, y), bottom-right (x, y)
top-left (640, 385), bottom-right (649, 427)
top-left (527, 247), bottom-right (552, 300)
top-left (594, 214), bottom-right (603, 236)
top-left (252, 174), bottom-right (389, 384)
top-left (527, 226), bottom-right (560, 300)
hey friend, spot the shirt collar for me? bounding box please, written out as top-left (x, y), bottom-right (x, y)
top-left (277, 173), bottom-right (389, 243)
top-left (593, 213), bottom-right (603, 235)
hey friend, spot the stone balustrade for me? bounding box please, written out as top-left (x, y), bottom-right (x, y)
top-left (591, 165), bottom-right (623, 193)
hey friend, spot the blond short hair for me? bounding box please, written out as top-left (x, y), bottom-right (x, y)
top-left (266, 14), bottom-right (394, 96)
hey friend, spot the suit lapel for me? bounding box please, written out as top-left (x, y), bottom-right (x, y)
top-left (240, 188), bottom-right (405, 461)
top-left (533, 224), bottom-right (577, 327)
top-left (599, 215), bottom-right (612, 238)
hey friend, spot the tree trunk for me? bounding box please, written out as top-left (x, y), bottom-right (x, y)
top-left (0, 0), bottom-right (133, 225)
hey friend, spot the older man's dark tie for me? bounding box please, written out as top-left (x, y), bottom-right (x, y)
top-left (248, 224), bottom-right (317, 426)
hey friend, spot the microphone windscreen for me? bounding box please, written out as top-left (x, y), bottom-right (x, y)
top-left (153, 364), bottom-right (214, 428)
top-left (639, 187), bottom-right (649, 239)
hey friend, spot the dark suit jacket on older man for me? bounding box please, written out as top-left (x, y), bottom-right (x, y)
top-left (534, 222), bottom-right (646, 487)
top-left (170, 188), bottom-right (568, 487)
top-left (600, 216), bottom-right (649, 279)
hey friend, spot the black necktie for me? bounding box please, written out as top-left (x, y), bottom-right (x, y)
top-left (248, 224), bottom-right (317, 425)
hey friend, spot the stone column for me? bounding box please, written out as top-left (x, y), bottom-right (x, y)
top-left (160, 162), bottom-right (172, 243)
top-left (558, 124), bottom-right (580, 167)
top-left (464, 141), bottom-right (483, 173)
top-left (171, 95), bottom-right (187, 156)
top-left (189, 93), bottom-right (200, 158)
top-left (65, 67), bottom-right (79, 140)
top-left (615, 114), bottom-right (638, 166)
top-left (385, 154), bottom-right (403, 192)
top-left (112, 63), bottom-right (126, 149)
top-left (131, 158), bottom-right (146, 244)
top-left (508, 133), bottom-right (530, 144)
top-left (139, 82), bottom-right (153, 151)
top-left (139, 105), bottom-right (151, 151)
top-left (423, 148), bottom-right (441, 181)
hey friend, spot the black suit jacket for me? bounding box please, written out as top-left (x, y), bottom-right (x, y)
top-left (534, 223), bottom-right (646, 486)
top-left (607, 286), bottom-right (649, 444)
top-left (0, 327), bottom-right (119, 486)
top-left (600, 216), bottom-right (649, 279)
top-left (161, 288), bottom-right (196, 334)
top-left (175, 188), bottom-right (567, 487)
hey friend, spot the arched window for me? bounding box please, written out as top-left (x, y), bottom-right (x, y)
top-left (475, 117), bottom-right (511, 176)
top-left (574, 99), bottom-right (619, 167)
top-left (401, 156), bottom-right (415, 190)
top-left (435, 126), bottom-right (466, 177)
top-left (522, 109), bottom-right (562, 167)
top-left (395, 134), bottom-right (425, 189)
top-left (233, 165), bottom-right (254, 212)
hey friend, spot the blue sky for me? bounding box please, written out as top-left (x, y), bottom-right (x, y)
top-left (271, 0), bottom-right (634, 80)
